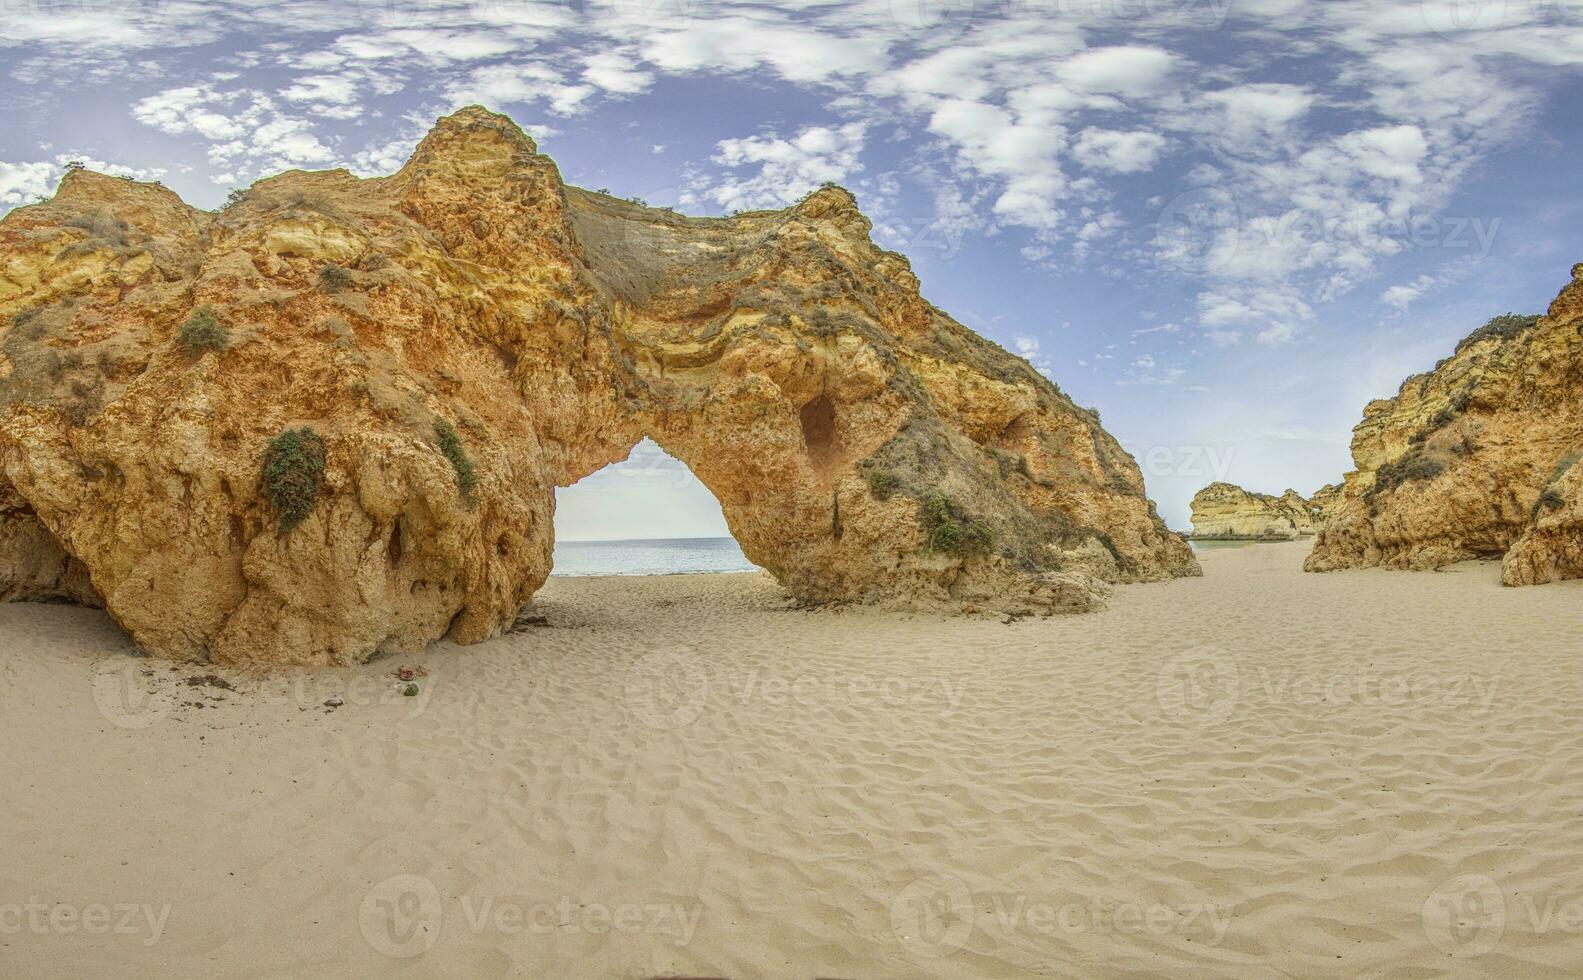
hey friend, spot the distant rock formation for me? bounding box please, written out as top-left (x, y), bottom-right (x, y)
top-left (1190, 482), bottom-right (1316, 540)
top-left (1308, 483), bottom-right (1342, 530)
top-left (0, 107), bottom-right (1197, 664)
top-left (1275, 488), bottom-right (1316, 535)
top-left (1307, 264), bottom-right (1583, 583)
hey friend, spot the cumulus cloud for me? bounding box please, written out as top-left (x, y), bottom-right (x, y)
top-left (11, 0), bottom-right (1583, 379)
top-left (682, 122), bottom-right (868, 212)
top-left (0, 161), bottom-right (56, 211)
top-left (1072, 128), bottom-right (1168, 174)
top-left (1380, 273), bottom-right (1441, 312)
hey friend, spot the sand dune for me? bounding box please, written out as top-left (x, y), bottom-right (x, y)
top-left (4, 541), bottom-right (1583, 977)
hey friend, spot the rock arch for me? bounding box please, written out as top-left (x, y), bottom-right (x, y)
top-left (0, 107), bottom-right (1197, 665)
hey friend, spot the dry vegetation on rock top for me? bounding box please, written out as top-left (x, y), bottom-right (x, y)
top-left (0, 106), bottom-right (1196, 665)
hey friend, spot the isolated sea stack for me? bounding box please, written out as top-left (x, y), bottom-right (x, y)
top-left (1189, 482), bottom-right (1316, 540)
top-left (0, 107), bottom-right (1196, 664)
top-left (1307, 264), bottom-right (1583, 583)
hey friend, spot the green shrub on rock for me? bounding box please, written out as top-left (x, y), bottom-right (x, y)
top-left (917, 489), bottom-right (994, 557)
top-left (316, 264), bottom-right (354, 293)
top-left (434, 418), bottom-right (477, 503)
top-left (867, 471), bottom-right (898, 500)
top-left (178, 307), bottom-right (229, 351)
top-left (1368, 447), bottom-right (1445, 500)
top-left (263, 427), bottom-right (326, 530)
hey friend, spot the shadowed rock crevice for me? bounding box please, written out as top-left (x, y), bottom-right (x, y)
top-left (0, 106), bottom-right (1196, 665)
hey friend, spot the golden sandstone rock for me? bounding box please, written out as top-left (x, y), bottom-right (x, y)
top-left (0, 107), bottom-right (1197, 664)
top-left (1307, 482), bottom-right (1342, 530)
top-left (1189, 482), bottom-right (1316, 541)
top-left (1307, 264), bottom-right (1583, 583)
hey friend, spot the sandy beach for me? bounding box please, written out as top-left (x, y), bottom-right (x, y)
top-left (4, 540), bottom-right (1583, 977)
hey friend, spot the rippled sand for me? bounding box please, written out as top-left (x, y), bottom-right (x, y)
top-left (4, 541), bottom-right (1583, 977)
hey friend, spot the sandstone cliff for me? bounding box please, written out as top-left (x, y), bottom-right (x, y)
top-left (0, 107), bottom-right (1197, 664)
top-left (1307, 265), bottom-right (1583, 582)
top-left (1308, 483), bottom-right (1342, 530)
top-left (1189, 482), bottom-right (1315, 540)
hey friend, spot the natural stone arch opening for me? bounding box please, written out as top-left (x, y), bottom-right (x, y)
top-left (0, 106), bottom-right (1199, 666)
top-left (549, 438), bottom-right (760, 577)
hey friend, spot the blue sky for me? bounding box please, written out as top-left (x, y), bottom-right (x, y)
top-left (3, 0), bottom-right (1581, 534)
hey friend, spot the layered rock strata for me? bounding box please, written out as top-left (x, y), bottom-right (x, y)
top-left (1189, 482), bottom-right (1315, 540)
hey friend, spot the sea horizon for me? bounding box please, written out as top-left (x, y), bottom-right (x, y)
top-left (550, 535), bottom-right (759, 577)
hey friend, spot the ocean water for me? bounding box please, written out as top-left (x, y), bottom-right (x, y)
top-left (553, 535), bottom-right (1260, 573)
top-left (550, 536), bottom-right (760, 576)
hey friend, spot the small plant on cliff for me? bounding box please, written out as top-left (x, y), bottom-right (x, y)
top-left (1455, 312), bottom-right (1541, 353)
top-left (263, 427), bottom-right (327, 530)
top-left (917, 490), bottom-right (994, 557)
top-left (1545, 451), bottom-right (1581, 487)
top-left (434, 418), bottom-right (478, 503)
top-left (867, 471), bottom-right (898, 501)
top-left (178, 307), bottom-right (229, 351)
top-left (1368, 447), bottom-right (1445, 500)
top-left (1530, 452), bottom-right (1582, 517)
top-left (316, 263), bottom-right (354, 293)
top-left (1535, 488), bottom-right (1566, 516)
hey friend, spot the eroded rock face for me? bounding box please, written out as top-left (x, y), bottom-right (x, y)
top-left (1307, 265), bottom-right (1583, 580)
top-left (1308, 483), bottom-right (1342, 530)
top-left (1189, 482), bottom-right (1313, 540)
top-left (0, 107), bottom-right (1196, 664)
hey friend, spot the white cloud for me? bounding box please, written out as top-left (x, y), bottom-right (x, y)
top-left (10, 0), bottom-right (1583, 375)
top-left (0, 161), bottom-right (56, 211)
top-left (1056, 46), bottom-right (1176, 97)
top-left (445, 64), bottom-right (596, 116)
top-left (683, 122), bottom-right (868, 212)
top-left (280, 74), bottom-right (361, 106)
top-left (583, 51), bottom-right (655, 95)
top-left (1379, 273), bottom-right (1439, 312)
top-left (1072, 128), bottom-right (1167, 174)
